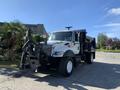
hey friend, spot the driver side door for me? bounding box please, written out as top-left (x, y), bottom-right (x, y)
top-left (71, 32), bottom-right (80, 54)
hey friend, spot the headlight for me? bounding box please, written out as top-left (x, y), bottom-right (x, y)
top-left (53, 51), bottom-right (63, 55)
top-left (33, 47), bottom-right (35, 51)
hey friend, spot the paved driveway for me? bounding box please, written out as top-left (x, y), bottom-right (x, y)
top-left (0, 52), bottom-right (120, 90)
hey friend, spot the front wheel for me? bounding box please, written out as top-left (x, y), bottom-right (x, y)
top-left (59, 57), bottom-right (74, 77)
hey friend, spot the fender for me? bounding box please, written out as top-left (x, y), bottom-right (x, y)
top-left (63, 50), bottom-right (75, 57)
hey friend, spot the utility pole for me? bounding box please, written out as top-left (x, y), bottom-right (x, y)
top-left (65, 26), bottom-right (72, 30)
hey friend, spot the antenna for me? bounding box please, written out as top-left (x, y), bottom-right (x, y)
top-left (65, 26), bottom-right (72, 30)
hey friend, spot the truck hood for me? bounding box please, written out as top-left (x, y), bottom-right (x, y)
top-left (47, 40), bottom-right (71, 46)
top-left (47, 40), bottom-right (64, 45)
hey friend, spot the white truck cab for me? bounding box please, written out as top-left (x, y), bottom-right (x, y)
top-left (48, 30), bottom-right (82, 57)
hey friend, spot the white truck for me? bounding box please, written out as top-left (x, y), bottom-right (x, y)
top-left (20, 29), bottom-right (96, 77)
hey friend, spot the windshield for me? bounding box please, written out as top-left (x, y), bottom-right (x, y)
top-left (49, 32), bottom-right (72, 41)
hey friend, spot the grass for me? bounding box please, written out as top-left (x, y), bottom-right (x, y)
top-left (97, 49), bottom-right (120, 53)
top-left (0, 59), bottom-right (19, 68)
top-left (0, 53), bottom-right (21, 68)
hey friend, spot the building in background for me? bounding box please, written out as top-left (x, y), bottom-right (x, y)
top-left (25, 24), bottom-right (48, 38)
top-left (0, 22), bottom-right (48, 38)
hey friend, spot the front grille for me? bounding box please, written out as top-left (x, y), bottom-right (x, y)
top-left (42, 45), bottom-right (52, 56)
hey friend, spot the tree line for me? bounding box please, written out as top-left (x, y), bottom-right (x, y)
top-left (97, 33), bottom-right (120, 50)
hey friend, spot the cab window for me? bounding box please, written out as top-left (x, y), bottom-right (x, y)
top-left (75, 33), bottom-right (78, 41)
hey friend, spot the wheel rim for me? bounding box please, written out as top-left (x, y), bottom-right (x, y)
top-left (67, 60), bottom-right (73, 73)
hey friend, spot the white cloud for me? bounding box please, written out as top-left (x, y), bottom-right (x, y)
top-left (94, 7), bottom-right (120, 38)
top-left (94, 23), bottom-right (120, 38)
top-left (105, 23), bottom-right (120, 27)
top-left (94, 23), bottom-right (120, 28)
top-left (108, 8), bottom-right (120, 15)
top-left (106, 32), bottom-right (120, 38)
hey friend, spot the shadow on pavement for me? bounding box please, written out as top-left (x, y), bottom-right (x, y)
top-left (0, 62), bottom-right (120, 90)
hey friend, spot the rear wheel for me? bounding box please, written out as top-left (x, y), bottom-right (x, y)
top-left (59, 57), bottom-right (74, 77)
top-left (85, 53), bottom-right (94, 64)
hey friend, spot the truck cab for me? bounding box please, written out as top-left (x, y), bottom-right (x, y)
top-left (48, 30), bottom-right (80, 57)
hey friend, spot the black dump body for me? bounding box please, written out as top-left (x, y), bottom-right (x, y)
top-left (77, 30), bottom-right (96, 59)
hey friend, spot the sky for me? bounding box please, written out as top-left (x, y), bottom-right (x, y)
top-left (0, 0), bottom-right (120, 38)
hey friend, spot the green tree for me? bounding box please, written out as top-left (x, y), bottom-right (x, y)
top-left (97, 33), bottom-right (108, 49)
top-left (0, 21), bottom-right (27, 61)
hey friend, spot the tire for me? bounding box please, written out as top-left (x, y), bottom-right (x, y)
top-left (85, 53), bottom-right (94, 64)
top-left (59, 57), bottom-right (74, 77)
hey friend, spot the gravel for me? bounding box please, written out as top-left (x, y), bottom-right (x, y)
top-left (0, 52), bottom-right (120, 90)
